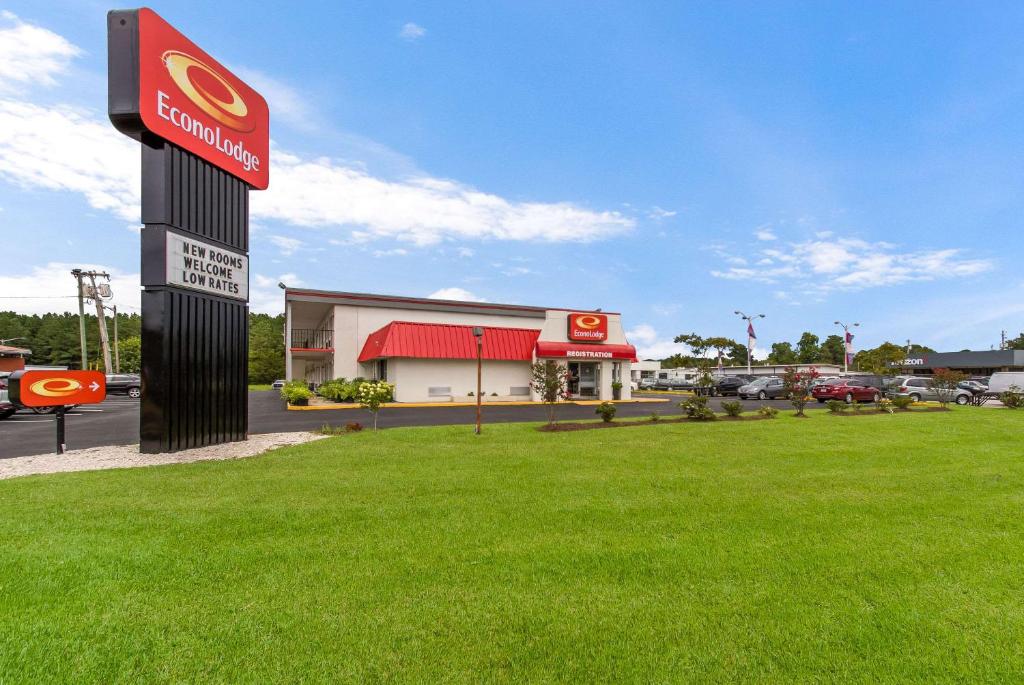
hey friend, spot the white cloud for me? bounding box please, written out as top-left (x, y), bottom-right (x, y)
top-left (427, 287), bottom-right (483, 302)
top-left (372, 248), bottom-right (409, 257)
top-left (755, 226), bottom-right (778, 241)
top-left (399, 22), bottom-right (427, 40)
top-left (254, 151), bottom-right (634, 245)
top-left (251, 273), bottom-right (302, 314)
top-left (269, 235), bottom-right (303, 255)
top-left (0, 100), bottom-right (140, 220)
top-left (0, 13), bottom-right (82, 93)
top-left (711, 236), bottom-right (992, 292)
top-left (456, 247), bottom-right (475, 258)
top-left (626, 324), bottom-right (688, 360)
top-left (648, 206), bottom-right (677, 220)
top-left (0, 262), bottom-right (140, 316)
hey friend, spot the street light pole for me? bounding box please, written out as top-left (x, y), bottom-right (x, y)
top-left (473, 327), bottom-right (484, 435)
top-left (834, 320), bottom-right (859, 375)
top-left (734, 310), bottom-right (765, 375)
top-left (71, 269), bottom-right (87, 369)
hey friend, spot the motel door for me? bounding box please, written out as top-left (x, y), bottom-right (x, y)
top-left (568, 362), bottom-right (600, 398)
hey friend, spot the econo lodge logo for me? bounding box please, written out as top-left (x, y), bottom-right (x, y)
top-left (29, 377), bottom-right (83, 398)
top-left (153, 49), bottom-right (263, 173)
top-left (568, 313), bottom-right (609, 342)
top-left (162, 50), bottom-right (254, 132)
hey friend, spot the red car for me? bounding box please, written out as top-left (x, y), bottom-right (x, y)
top-left (811, 379), bottom-right (882, 404)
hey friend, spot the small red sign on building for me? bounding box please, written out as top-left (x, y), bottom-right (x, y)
top-left (8, 370), bottom-right (107, 407)
top-left (567, 313), bottom-right (609, 343)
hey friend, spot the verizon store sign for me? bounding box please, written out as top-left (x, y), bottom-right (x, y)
top-left (166, 233), bottom-right (248, 300)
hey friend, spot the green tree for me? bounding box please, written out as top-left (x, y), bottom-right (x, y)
top-left (818, 334), bottom-right (846, 365)
top-left (1006, 333), bottom-right (1024, 350)
top-left (248, 313), bottom-right (285, 384)
top-left (767, 342), bottom-right (797, 365)
top-left (673, 333), bottom-right (744, 367)
top-left (796, 332), bottom-right (820, 364)
top-left (118, 336), bottom-right (142, 373)
top-left (853, 342), bottom-right (934, 375)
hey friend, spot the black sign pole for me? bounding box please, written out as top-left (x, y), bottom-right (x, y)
top-left (55, 406), bottom-right (66, 455)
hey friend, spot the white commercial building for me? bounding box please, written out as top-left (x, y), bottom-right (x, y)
top-left (284, 288), bottom-right (638, 403)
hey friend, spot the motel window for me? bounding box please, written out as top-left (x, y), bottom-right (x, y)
top-left (377, 359), bottom-right (388, 382)
top-left (612, 362), bottom-right (622, 383)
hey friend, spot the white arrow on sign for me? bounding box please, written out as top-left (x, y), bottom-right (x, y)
top-left (89, 381), bottom-right (100, 392)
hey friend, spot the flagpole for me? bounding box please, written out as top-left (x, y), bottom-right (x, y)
top-left (835, 321), bottom-right (859, 375)
top-left (734, 310), bottom-right (765, 376)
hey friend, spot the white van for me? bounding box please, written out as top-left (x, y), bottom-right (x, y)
top-left (987, 372), bottom-right (1024, 395)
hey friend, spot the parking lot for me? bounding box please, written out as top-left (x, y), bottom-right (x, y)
top-left (0, 391), bottom-right (809, 459)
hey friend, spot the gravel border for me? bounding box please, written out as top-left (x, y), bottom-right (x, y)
top-left (0, 432), bottom-right (327, 481)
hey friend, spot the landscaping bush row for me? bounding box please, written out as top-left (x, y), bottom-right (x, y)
top-left (280, 377), bottom-right (395, 406)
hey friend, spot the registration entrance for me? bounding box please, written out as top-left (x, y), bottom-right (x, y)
top-left (568, 362), bottom-right (600, 398)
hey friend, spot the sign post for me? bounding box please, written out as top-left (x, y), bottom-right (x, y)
top-left (8, 370), bottom-right (107, 455)
top-left (108, 7), bottom-right (269, 453)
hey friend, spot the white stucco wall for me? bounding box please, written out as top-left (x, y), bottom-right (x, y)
top-left (390, 359), bottom-right (532, 403)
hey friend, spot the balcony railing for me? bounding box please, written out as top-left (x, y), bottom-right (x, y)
top-left (290, 328), bottom-right (333, 350)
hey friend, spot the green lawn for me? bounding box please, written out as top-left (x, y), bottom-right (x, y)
top-left (2, 410), bottom-right (1024, 682)
top-left (247, 383), bottom-right (274, 391)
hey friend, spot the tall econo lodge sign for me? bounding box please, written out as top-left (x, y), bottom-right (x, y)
top-left (108, 7), bottom-right (269, 452)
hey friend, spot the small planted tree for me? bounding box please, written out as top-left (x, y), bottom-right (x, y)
top-left (531, 361), bottom-right (571, 427)
top-left (782, 365), bottom-right (819, 417)
top-left (357, 380), bottom-right (394, 431)
top-left (929, 368), bottom-right (967, 407)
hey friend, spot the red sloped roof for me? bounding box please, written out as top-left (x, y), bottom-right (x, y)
top-left (358, 321), bottom-right (541, 362)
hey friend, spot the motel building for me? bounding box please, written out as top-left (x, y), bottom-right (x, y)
top-left (284, 288), bottom-right (638, 403)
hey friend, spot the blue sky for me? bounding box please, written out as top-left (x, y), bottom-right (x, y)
top-left (1, 1), bottom-right (1022, 359)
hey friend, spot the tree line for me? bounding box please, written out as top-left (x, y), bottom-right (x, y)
top-left (1, 310), bottom-right (285, 384)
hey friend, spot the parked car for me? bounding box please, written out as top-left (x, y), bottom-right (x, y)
top-left (712, 376), bottom-right (747, 396)
top-left (957, 380), bottom-right (988, 396)
top-left (106, 373), bottom-right (142, 398)
top-left (811, 379), bottom-right (882, 404)
top-left (890, 377), bottom-right (973, 405)
top-left (657, 377), bottom-right (694, 391)
top-left (737, 377), bottom-right (787, 400)
top-left (272, 379), bottom-right (286, 390)
top-left (0, 373), bottom-right (15, 420)
top-left (637, 377), bottom-right (658, 390)
top-left (987, 372), bottom-right (1024, 396)
top-left (810, 376), bottom-right (841, 388)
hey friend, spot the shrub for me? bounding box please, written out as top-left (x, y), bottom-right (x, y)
top-left (720, 400), bottom-right (743, 417)
top-left (1001, 385), bottom-right (1023, 409)
top-left (877, 398), bottom-right (895, 414)
top-left (826, 399), bottom-right (847, 414)
top-left (345, 421), bottom-right (364, 432)
top-left (850, 400), bottom-right (864, 412)
top-left (891, 396), bottom-right (914, 410)
top-left (357, 380), bottom-right (394, 431)
top-left (679, 395), bottom-right (716, 421)
top-left (595, 402), bottom-right (617, 422)
top-left (281, 379), bottom-right (313, 405)
top-left (782, 366), bottom-right (820, 417)
top-left (316, 421), bottom-right (364, 435)
top-left (649, 411), bottom-right (661, 422)
top-left (317, 378), bottom-right (359, 403)
top-left (758, 405), bottom-right (779, 419)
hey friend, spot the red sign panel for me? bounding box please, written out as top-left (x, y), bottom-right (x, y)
top-left (132, 8), bottom-right (269, 188)
top-left (8, 370), bottom-right (107, 407)
top-left (567, 313), bottom-right (609, 342)
top-left (536, 342), bottom-right (637, 360)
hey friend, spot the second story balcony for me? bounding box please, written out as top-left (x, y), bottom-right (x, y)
top-left (290, 328), bottom-right (333, 351)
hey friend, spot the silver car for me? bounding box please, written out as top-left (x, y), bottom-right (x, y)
top-left (891, 376), bottom-right (972, 405)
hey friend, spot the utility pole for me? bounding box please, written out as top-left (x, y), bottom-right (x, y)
top-left (104, 304), bottom-right (120, 373)
top-left (473, 327), bottom-right (484, 435)
top-left (1001, 330), bottom-right (1007, 350)
top-left (85, 272), bottom-right (113, 375)
top-left (71, 269), bottom-right (88, 369)
top-left (734, 310), bottom-right (765, 375)
top-left (834, 320), bottom-right (860, 375)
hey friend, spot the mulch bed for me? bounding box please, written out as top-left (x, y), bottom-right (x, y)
top-left (538, 415), bottom-right (770, 432)
top-left (537, 407), bottom-right (950, 431)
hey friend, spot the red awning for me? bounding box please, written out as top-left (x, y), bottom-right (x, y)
top-left (535, 341), bottom-right (637, 361)
top-left (358, 321), bottom-right (540, 362)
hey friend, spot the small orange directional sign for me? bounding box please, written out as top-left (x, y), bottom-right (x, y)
top-left (8, 370), bottom-right (107, 407)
